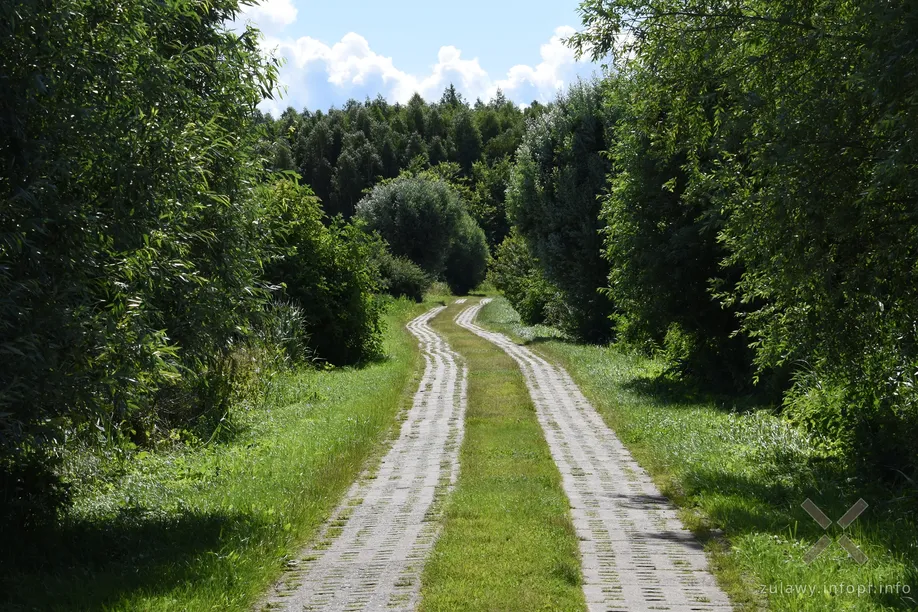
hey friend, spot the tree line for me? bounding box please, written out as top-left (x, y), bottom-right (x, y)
top-left (256, 85), bottom-right (551, 250)
top-left (0, 0), bottom-right (494, 527)
top-left (4, 0), bottom-right (915, 528)
top-left (492, 0), bottom-right (917, 479)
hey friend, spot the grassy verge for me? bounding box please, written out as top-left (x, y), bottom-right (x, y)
top-left (1, 298), bottom-right (432, 611)
top-left (479, 297), bottom-right (918, 611)
top-left (419, 299), bottom-right (586, 612)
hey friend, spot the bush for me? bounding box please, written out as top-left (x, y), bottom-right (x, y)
top-left (506, 80), bottom-right (615, 342)
top-left (375, 250), bottom-right (431, 302)
top-left (0, 0), bottom-right (277, 527)
top-left (489, 232), bottom-right (560, 326)
top-left (598, 77), bottom-right (755, 390)
top-left (444, 215), bottom-right (489, 295)
top-left (259, 180), bottom-right (384, 365)
top-left (355, 175), bottom-right (464, 277)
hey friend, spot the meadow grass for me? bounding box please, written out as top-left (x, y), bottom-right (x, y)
top-left (1, 298), bottom-right (432, 611)
top-left (479, 297), bottom-right (918, 611)
top-left (418, 299), bottom-right (586, 612)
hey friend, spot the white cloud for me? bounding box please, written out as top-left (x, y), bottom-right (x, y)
top-left (256, 26), bottom-right (595, 115)
top-left (495, 26), bottom-right (579, 94)
top-left (239, 0), bottom-right (298, 31)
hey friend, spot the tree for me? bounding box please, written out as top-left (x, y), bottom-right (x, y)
top-left (451, 110), bottom-right (482, 175)
top-left (299, 118), bottom-right (338, 206)
top-left (355, 175), bottom-right (465, 277)
top-left (469, 159), bottom-right (512, 249)
top-left (405, 93), bottom-right (427, 136)
top-left (428, 136), bottom-right (449, 166)
top-left (600, 78), bottom-right (753, 388)
top-left (332, 131), bottom-right (382, 218)
top-left (573, 0), bottom-right (918, 473)
top-left (506, 80), bottom-right (615, 342)
top-left (489, 231), bottom-right (561, 326)
top-left (272, 140), bottom-right (296, 172)
top-left (259, 180), bottom-right (383, 365)
top-left (444, 215), bottom-right (489, 295)
top-left (0, 0), bottom-right (278, 525)
top-left (440, 84), bottom-right (464, 109)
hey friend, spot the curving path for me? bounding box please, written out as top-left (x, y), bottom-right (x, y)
top-left (456, 300), bottom-right (733, 612)
top-left (264, 306), bottom-right (466, 612)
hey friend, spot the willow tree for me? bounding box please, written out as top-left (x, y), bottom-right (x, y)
top-left (0, 0), bottom-right (279, 524)
top-left (572, 0), bottom-right (918, 472)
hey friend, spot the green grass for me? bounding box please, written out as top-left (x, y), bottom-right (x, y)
top-left (479, 297), bottom-right (918, 611)
top-left (1, 298), bottom-right (432, 611)
top-left (419, 299), bottom-right (586, 612)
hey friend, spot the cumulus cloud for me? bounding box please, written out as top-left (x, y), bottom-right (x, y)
top-left (495, 26), bottom-right (579, 94)
top-left (239, 0), bottom-right (298, 31)
top-left (257, 26), bottom-right (596, 115)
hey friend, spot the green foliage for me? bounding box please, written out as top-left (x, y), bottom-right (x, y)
top-left (468, 159), bottom-right (512, 249)
top-left (506, 80), bottom-right (615, 342)
top-left (0, 0), bottom-right (278, 526)
top-left (451, 110), bottom-right (483, 176)
top-left (2, 301), bottom-right (429, 610)
top-left (262, 86), bottom-right (532, 237)
top-left (355, 175), bottom-right (465, 277)
top-left (488, 232), bottom-right (561, 327)
top-left (259, 180), bottom-right (383, 365)
top-left (574, 0), bottom-right (918, 474)
top-left (355, 173), bottom-right (488, 296)
top-left (331, 131), bottom-right (382, 217)
top-left (374, 249), bottom-right (432, 303)
top-left (444, 215), bottom-right (489, 295)
top-left (599, 78), bottom-right (754, 389)
top-left (252, 300), bottom-right (314, 369)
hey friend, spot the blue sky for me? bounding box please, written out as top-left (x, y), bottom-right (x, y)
top-left (235, 0), bottom-right (599, 115)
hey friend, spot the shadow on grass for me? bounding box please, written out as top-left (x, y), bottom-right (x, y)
top-left (523, 335), bottom-right (578, 347)
top-left (678, 456), bottom-right (918, 592)
top-left (621, 374), bottom-right (774, 414)
top-left (0, 507), bottom-right (263, 611)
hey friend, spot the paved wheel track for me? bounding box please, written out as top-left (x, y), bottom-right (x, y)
top-left (456, 300), bottom-right (733, 612)
top-left (264, 306), bottom-right (466, 612)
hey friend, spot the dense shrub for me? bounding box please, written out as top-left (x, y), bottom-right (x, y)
top-left (489, 232), bottom-right (561, 326)
top-left (444, 215), bottom-right (489, 295)
top-left (355, 175), bottom-right (464, 277)
top-left (575, 0), bottom-right (918, 474)
top-left (374, 250), bottom-right (432, 303)
top-left (0, 0), bottom-right (277, 526)
top-left (599, 78), bottom-right (755, 390)
top-left (259, 180), bottom-right (383, 365)
top-left (506, 80), bottom-right (615, 342)
top-left (356, 173), bottom-right (489, 295)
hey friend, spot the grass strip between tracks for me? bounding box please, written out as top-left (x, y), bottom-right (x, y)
top-left (419, 299), bottom-right (586, 612)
